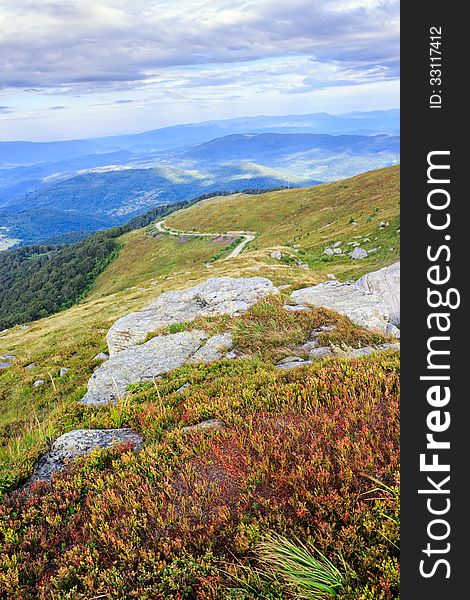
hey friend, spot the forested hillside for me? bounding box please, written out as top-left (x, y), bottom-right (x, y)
top-left (0, 201), bottom-right (193, 329)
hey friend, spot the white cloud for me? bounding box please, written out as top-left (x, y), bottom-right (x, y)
top-left (0, 0), bottom-right (399, 90)
top-left (0, 0), bottom-right (399, 140)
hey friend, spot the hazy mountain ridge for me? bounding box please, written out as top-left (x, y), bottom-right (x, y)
top-left (0, 111), bottom-right (399, 246)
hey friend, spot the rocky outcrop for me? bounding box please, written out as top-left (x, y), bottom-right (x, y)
top-left (28, 428), bottom-right (143, 483)
top-left (356, 261), bottom-right (400, 326)
top-left (290, 262), bottom-right (400, 333)
top-left (290, 280), bottom-right (390, 332)
top-left (82, 330), bottom-right (233, 405)
top-left (107, 277), bottom-right (277, 355)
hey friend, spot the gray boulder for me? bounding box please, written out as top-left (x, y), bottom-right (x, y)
top-left (349, 247), bottom-right (368, 259)
top-left (276, 356), bottom-right (312, 369)
top-left (309, 347), bottom-right (333, 360)
top-left (290, 280), bottom-right (390, 333)
top-left (28, 428), bottom-right (143, 483)
top-left (82, 330), bottom-right (234, 405)
top-left (107, 277), bottom-right (276, 355)
top-left (356, 261), bottom-right (400, 326)
top-left (289, 262), bottom-right (400, 333)
top-left (270, 250), bottom-right (282, 260)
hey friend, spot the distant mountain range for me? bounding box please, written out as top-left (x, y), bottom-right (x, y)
top-left (0, 110), bottom-right (399, 246)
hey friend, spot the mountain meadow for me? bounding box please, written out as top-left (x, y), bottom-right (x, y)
top-left (0, 166), bottom-right (400, 599)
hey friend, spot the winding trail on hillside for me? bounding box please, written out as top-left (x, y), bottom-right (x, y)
top-left (155, 220), bottom-right (256, 259)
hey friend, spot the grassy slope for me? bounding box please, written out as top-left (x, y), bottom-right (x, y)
top-left (0, 166), bottom-right (400, 597)
top-left (167, 165), bottom-right (400, 280)
top-left (0, 166), bottom-right (399, 484)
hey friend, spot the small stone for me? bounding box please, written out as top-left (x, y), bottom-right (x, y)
top-left (270, 250), bottom-right (282, 260)
top-left (311, 324), bottom-right (337, 335)
top-left (323, 248), bottom-right (334, 256)
top-left (278, 356), bottom-right (305, 364)
top-left (333, 248), bottom-right (343, 255)
top-left (0, 354), bottom-right (16, 360)
top-left (332, 241), bottom-right (342, 248)
top-left (276, 359), bottom-right (311, 370)
top-left (283, 304), bottom-right (312, 312)
top-left (349, 347), bottom-right (376, 358)
top-left (349, 247), bottom-right (368, 260)
top-left (93, 352), bottom-right (109, 361)
top-left (176, 383), bottom-right (191, 394)
top-left (19, 325), bottom-right (31, 330)
top-left (182, 419), bottom-right (225, 434)
top-left (0, 362), bottom-right (12, 370)
top-left (301, 340), bottom-right (321, 351)
top-left (309, 347), bottom-right (333, 359)
top-left (59, 367), bottom-right (70, 377)
top-left (33, 379), bottom-right (45, 387)
top-left (225, 350), bottom-right (238, 359)
top-left (25, 363), bottom-right (36, 370)
top-left (326, 274), bottom-right (336, 280)
top-left (278, 284), bottom-right (291, 290)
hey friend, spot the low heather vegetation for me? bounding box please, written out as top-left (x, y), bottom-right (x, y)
top-left (0, 353), bottom-right (399, 598)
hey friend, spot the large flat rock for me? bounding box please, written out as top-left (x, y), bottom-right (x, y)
top-left (290, 280), bottom-right (390, 332)
top-left (107, 277), bottom-right (276, 355)
top-left (356, 261), bottom-right (400, 326)
top-left (28, 429), bottom-right (143, 483)
top-left (82, 330), bottom-right (233, 405)
top-left (290, 262), bottom-right (400, 333)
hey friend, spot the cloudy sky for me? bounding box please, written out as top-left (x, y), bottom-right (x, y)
top-left (0, 0), bottom-right (399, 141)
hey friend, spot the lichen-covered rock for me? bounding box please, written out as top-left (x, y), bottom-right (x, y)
top-left (82, 330), bottom-right (234, 405)
top-left (28, 429), bottom-right (143, 483)
top-left (290, 280), bottom-right (390, 332)
top-left (356, 261), bottom-right (400, 326)
top-left (107, 277), bottom-right (277, 355)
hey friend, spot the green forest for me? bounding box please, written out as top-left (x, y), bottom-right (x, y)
top-left (0, 201), bottom-right (191, 329)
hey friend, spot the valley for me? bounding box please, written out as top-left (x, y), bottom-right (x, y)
top-left (0, 110), bottom-right (399, 247)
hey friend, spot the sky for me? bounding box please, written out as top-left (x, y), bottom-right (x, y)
top-left (0, 0), bottom-right (399, 141)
